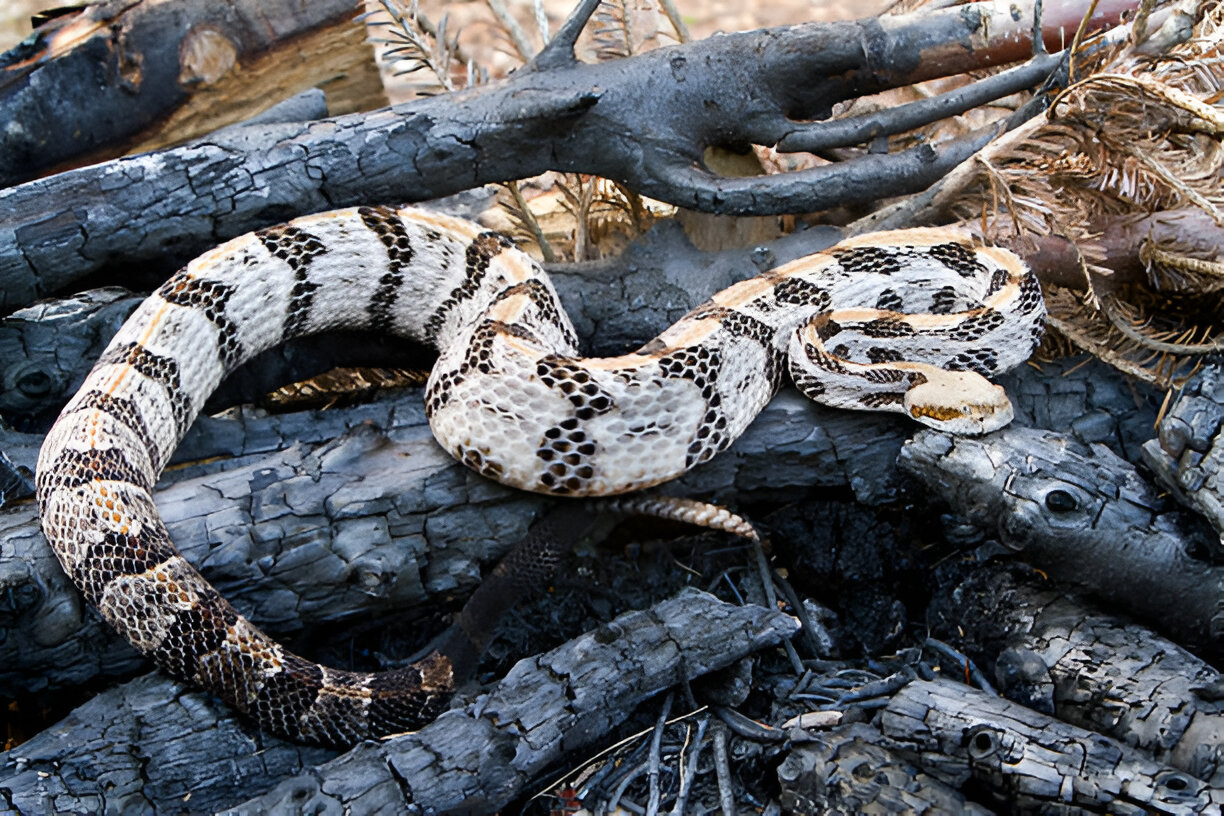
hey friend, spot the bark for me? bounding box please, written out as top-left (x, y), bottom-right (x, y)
top-left (0, 0), bottom-right (1140, 314)
top-left (0, 0), bottom-right (385, 186)
top-left (0, 589), bottom-right (797, 815)
top-left (0, 673), bottom-right (337, 815)
top-left (929, 563), bottom-right (1224, 785)
top-left (1143, 360), bottom-right (1224, 538)
top-left (777, 723), bottom-right (994, 815)
top-left (880, 679), bottom-right (1224, 814)
top-left (898, 425), bottom-right (1224, 653)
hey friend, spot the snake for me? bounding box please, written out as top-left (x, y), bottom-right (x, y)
top-left (35, 205), bottom-right (1045, 745)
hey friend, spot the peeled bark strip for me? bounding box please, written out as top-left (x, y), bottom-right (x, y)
top-left (880, 679), bottom-right (1224, 813)
top-left (930, 564), bottom-right (1224, 784)
top-left (0, 0), bottom-right (385, 186)
top-left (1143, 361), bottom-right (1224, 538)
top-left (0, 0), bottom-right (1137, 313)
top-left (898, 425), bottom-right (1224, 651)
top-left (226, 589), bottom-right (797, 815)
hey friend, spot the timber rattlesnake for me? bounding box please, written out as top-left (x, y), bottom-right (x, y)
top-left (36, 206), bottom-right (1044, 745)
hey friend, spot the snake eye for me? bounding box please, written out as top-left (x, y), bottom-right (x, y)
top-left (1044, 489), bottom-right (1078, 513)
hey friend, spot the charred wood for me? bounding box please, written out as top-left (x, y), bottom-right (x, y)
top-left (898, 425), bottom-right (1224, 652)
top-left (0, 589), bottom-right (796, 814)
top-left (928, 563), bottom-right (1224, 784)
top-left (880, 679), bottom-right (1224, 814)
top-left (1144, 360), bottom-right (1224, 541)
top-left (0, 0), bottom-right (385, 186)
top-left (0, 0), bottom-right (1138, 313)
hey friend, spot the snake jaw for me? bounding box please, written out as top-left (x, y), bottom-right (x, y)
top-left (903, 374), bottom-right (1014, 436)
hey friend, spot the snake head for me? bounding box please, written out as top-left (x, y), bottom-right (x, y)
top-left (902, 371), bottom-right (1014, 436)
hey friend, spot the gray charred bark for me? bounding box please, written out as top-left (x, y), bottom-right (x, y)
top-left (0, 0), bottom-right (1137, 313)
top-left (929, 564), bottom-right (1224, 785)
top-left (0, 589), bottom-right (796, 815)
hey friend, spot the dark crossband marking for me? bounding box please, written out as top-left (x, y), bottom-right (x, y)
top-left (875, 289), bottom-right (904, 312)
top-left (157, 273), bottom-right (244, 370)
top-left (719, 310), bottom-right (786, 386)
top-left (258, 225), bottom-right (328, 338)
top-left (536, 354), bottom-right (616, 420)
top-left (928, 242), bottom-right (986, 277)
top-left (773, 277), bottom-right (832, 309)
top-left (1016, 273), bottom-right (1044, 314)
top-left (423, 232), bottom-right (515, 343)
top-left (65, 391), bottom-right (159, 466)
top-left (943, 309), bottom-right (1006, 342)
top-left (987, 267), bottom-right (1011, 295)
top-left (366, 661), bottom-right (450, 735)
top-left (154, 591), bottom-right (234, 681)
top-left (72, 530), bottom-right (175, 604)
top-left (866, 347), bottom-right (906, 364)
top-left (931, 285), bottom-right (963, 315)
top-left (536, 417), bottom-right (597, 494)
top-left (43, 445), bottom-right (152, 493)
top-left (859, 392), bottom-right (905, 408)
top-left (358, 206), bottom-right (415, 332)
top-left (832, 246), bottom-right (904, 276)
top-left (253, 655), bottom-right (324, 738)
top-left (656, 345), bottom-right (729, 467)
top-left (98, 342), bottom-right (193, 435)
top-left (803, 341), bottom-right (850, 375)
top-left (493, 279), bottom-right (579, 348)
top-left (946, 349), bottom-right (1000, 376)
top-left (858, 318), bottom-right (917, 339)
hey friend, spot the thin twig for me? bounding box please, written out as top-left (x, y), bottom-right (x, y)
top-left (645, 691), bottom-right (674, 816)
top-left (710, 721), bottom-right (736, 816)
top-left (485, 0), bottom-right (536, 62)
top-left (658, 0), bottom-right (690, 42)
top-left (667, 717), bottom-right (709, 816)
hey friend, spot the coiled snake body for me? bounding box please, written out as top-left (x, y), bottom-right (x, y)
top-left (36, 206), bottom-right (1044, 745)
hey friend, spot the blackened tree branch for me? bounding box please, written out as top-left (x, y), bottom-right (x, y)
top-left (0, 0), bottom-right (1139, 314)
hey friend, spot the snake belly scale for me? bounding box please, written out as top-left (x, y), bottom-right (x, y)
top-left (35, 205), bottom-right (1044, 745)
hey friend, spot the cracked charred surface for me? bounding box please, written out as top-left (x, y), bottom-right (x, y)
top-left (899, 425), bottom-right (1224, 652)
top-left (1145, 361), bottom-right (1224, 543)
top-left (0, 590), bottom-right (797, 814)
top-left (0, 0), bottom-right (1135, 312)
top-left (930, 563), bottom-right (1224, 784)
top-left (880, 679), bottom-right (1224, 813)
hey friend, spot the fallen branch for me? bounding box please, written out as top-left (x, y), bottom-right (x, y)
top-left (0, 0), bottom-right (1139, 314)
top-left (929, 563), bottom-right (1224, 783)
top-left (880, 679), bottom-right (1224, 812)
top-left (0, 589), bottom-right (796, 814)
top-left (0, 0), bottom-right (385, 186)
top-left (898, 425), bottom-right (1224, 653)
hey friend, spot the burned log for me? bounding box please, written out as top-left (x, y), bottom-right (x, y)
top-left (1144, 360), bottom-right (1224, 539)
top-left (929, 563), bottom-right (1224, 784)
top-left (0, 589), bottom-right (796, 814)
top-left (880, 679), bottom-right (1224, 813)
top-left (0, 0), bottom-right (385, 186)
top-left (898, 425), bottom-right (1224, 652)
top-left (778, 722), bottom-right (994, 815)
top-left (0, 0), bottom-right (1138, 312)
